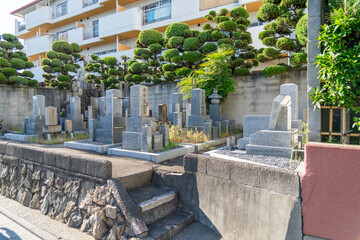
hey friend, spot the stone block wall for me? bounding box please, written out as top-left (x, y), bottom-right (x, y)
top-left (146, 68), bottom-right (307, 127)
top-left (302, 142), bottom-right (360, 240)
top-left (0, 141), bottom-right (147, 239)
top-left (154, 154), bottom-right (303, 240)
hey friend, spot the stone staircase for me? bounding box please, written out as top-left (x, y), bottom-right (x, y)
top-left (128, 184), bottom-right (219, 240)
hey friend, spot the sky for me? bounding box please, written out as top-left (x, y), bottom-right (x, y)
top-left (0, 0), bottom-right (34, 35)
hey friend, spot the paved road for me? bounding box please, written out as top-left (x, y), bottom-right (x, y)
top-left (0, 212), bottom-right (41, 240)
top-left (0, 196), bottom-right (93, 240)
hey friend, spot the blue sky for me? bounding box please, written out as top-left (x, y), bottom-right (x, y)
top-left (0, 0), bottom-right (33, 35)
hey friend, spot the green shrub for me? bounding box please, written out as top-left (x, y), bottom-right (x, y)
top-left (42, 65), bottom-right (53, 73)
top-left (10, 58), bottom-right (26, 69)
top-left (263, 47), bottom-right (278, 58)
top-left (103, 56), bottom-right (117, 66)
top-left (1, 67), bottom-right (17, 77)
top-left (262, 64), bottom-right (288, 77)
top-left (296, 14), bottom-right (308, 46)
top-left (0, 73), bottom-right (5, 83)
top-left (256, 3), bottom-right (279, 22)
top-left (175, 68), bottom-right (192, 76)
top-left (199, 30), bottom-right (212, 42)
top-left (164, 71), bottom-right (175, 81)
top-left (134, 48), bottom-right (149, 56)
top-left (202, 24), bottom-right (212, 30)
top-left (183, 51), bottom-right (202, 63)
top-left (150, 60), bottom-right (160, 67)
top-left (71, 43), bottom-right (81, 52)
top-left (164, 49), bottom-right (180, 61)
top-left (21, 71), bottom-right (34, 78)
top-left (276, 37), bottom-right (296, 51)
top-left (57, 75), bottom-right (71, 82)
top-left (25, 62), bottom-right (34, 68)
top-left (59, 53), bottom-right (72, 61)
top-left (162, 63), bottom-right (176, 72)
top-left (125, 74), bottom-right (133, 81)
top-left (168, 36), bottom-right (184, 48)
top-left (148, 43), bottom-right (163, 54)
top-left (232, 58), bottom-right (245, 67)
top-left (201, 43), bottom-right (217, 54)
top-left (171, 56), bottom-right (181, 63)
top-left (183, 37), bottom-right (201, 51)
top-left (138, 29), bottom-right (164, 47)
top-left (230, 7), bottom-right (249, 19)
top-left (290, 52), bottom-right (307, 67)
top-left (235, 40), bottom-right (247, 48)
top-left (129, 62), bottom-right (142, 74)
top-left (262, 37), bottom-right (277, 46)
top-left (218, 21), bottom-right (238, 32)
top-left (0, 58), bottom-right (9, 67)
top-left (46, 51), bottom-right (59, 59)
top-left (64, 64), bottom-right (77, 72)
top-left (234, 67), bottom-right (250, 76)
top-left (165, 23), bottom-right (190, 38)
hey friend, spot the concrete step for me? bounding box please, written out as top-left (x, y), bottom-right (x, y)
top-left (143, 208), bottom-right (194, 240)
top-left (172, 222), bottom-right (222, 240)
top-left (129, 185), bottom-right (177, 225)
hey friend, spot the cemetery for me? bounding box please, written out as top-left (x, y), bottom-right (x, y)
top-left (0, 1), bottom-right (359, 240)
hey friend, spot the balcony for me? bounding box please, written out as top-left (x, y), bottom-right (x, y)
top-left (25, 6), bottom-right (52, 30)
top-left (99, 8), bottom-right (142, 39)
top-left (25, 36), bottom-right (52, 57)
top-left (68, 26), bottom-right (103, 48)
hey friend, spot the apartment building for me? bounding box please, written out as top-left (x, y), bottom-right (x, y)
top-left (12, 0), bottom-right (264, 82)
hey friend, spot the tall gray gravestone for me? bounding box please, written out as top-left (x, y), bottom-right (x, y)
top-left (24, 95), bottom-right (46, 134)
top-left (187, 88), bottom-right (209, 130)
top-left (67, 96), bottom-right (86, 131)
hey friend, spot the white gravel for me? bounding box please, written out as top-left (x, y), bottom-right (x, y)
top-left (215, 149), bottom-right (300, 170)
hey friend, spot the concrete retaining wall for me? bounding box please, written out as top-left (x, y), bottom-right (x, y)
top-left (0, 140), bottom-right (147, 238)
top-left (0, 85), bottom-right (70, 130)
top-left (154, 154), bottom-right (303, 240)
top-left (302, 142), bottom-right (360, 240)
top-left (147, 68), bottom-right (307, 126)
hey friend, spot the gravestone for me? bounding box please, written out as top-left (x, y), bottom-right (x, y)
top-left (168, 92), bottom-right (184, 125)
top-left (158, 104), bottom-right (167, 122)
top-left (23, 95), bottom-right (46, 134)
top-left (122, 85), bottom-right (165, 152)
top-left (187, 88), bottom-right (209, 129)
top-left (67, 97), bottom-right (86, 131)
top-left (42, 107), bottom-right (61, 134)
top-left (280, 83), bottom-right (302, 130)
top-left (90, 89), bottom-right (126, 144)
top-left (237, 115), bottom-right (270, 150)
top-left (246, 94), bottom-right (298, 158)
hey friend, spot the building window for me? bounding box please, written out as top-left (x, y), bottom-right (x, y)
top-left (93, 49), bottom-right (117, 56)
top-left (53, 1), bottom-right (68, 19)
top-left (249, 21), bottom-right (264, 28)
top-left (143, 0), bottom-right (171, 25)
top-left (83, 0), bottom-right (99, 7)
top-left (93, 20), bottom-right (99, 37)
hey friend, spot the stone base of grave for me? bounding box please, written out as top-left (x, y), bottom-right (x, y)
top-left (42, 125), bottom-right (62, 134)
top-left (95, 128), bottom-right (124, 144)
top-left (4, 133), bottom-right (38, 142)
top-left (188, 115), bottom-right (209, 127)
top-left (152, 133), bottom-right (163, 151)
top-left (237, 137), bottom-right (250, 150)
top-left (246, 129), bottom-right (298, 158)
top-left (107, 145), bottom-right (195, 163)
top-left (64, 140), bottom-right (122, 153)
top-left (122, 131), bottom-right (142, 151)
top-left (246, 145), bottom-right (295, 158)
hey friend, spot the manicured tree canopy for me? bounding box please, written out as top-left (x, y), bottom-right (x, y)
top-left (42, 41), bottom-right (81, 89)
top-left (256, 0), bottom-right (308, 77)
top-left (203, 7), bottom-right (258, 77)
top-left (85, 54), bottom-right (129, 89)
top-left (0, 33), bottom-right (37, 87)
top-left (128, 29), bottom-right (166, 84)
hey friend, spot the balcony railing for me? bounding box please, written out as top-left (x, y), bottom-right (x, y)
top-left (200, 0), bottom-right (238, 10)
top-left (249, 21), bottom-right (264, 28)
top-left (53, 3), bottom-right (68, 19)
top-left (51, 32), bottom-right (69, 43)
top-left (84, 25), bottom-right (99, 40)
top-left (83, 0), bottom-right (99, 8)
top-left (18, 21), bottom-right (26, 32)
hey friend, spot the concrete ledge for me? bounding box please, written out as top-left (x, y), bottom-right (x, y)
top-left (246, 144), bottom-right (294, 158)
top-left (64, 140), bottom-right (122, 153)
top-left (183, 153), bottom-right (300, 197)
top-left (108, 145), bottom-right (195, 163)
top-left (181, 134), bottom-right (242, 152)
top-left (4, 133), bottom-right (38, 142)
top-left (0, 140), bottom-right (112, 180)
